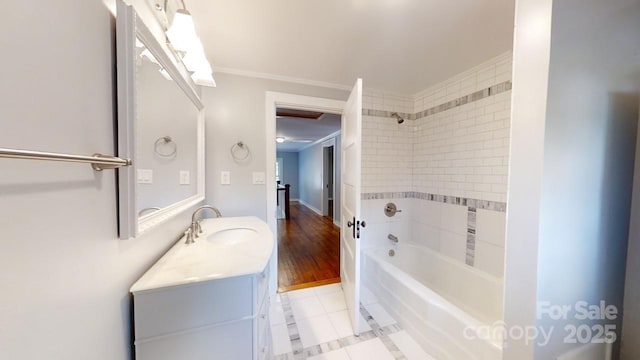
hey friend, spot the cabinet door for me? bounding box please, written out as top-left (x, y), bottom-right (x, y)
top-left (136, 320), bottom-right (253, 360)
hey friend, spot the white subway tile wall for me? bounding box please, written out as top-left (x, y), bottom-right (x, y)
top-left (412, 52), bottom-right (512, 203)
top-left (361, 51), bottom-right (512, 278)
top-left (360, 198), bottom-right (411, 251)
top-left (361, 93), bottom-right (414, 194)
top-left (476, 209), bottom-right (507, 247)
top-left (474, 240), bottom-right (506, 278)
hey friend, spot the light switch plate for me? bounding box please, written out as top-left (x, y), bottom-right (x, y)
top-left (252, 171), bottom-right (266, 185)
top-left (179, 170), bottom-right (190, 185)
top-left (137, 169), bottom-right (153, 184)
top-left (221, 171), bottom-right (231, 185)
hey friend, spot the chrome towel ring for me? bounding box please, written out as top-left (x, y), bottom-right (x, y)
top-left (154, 136), bottom-right (177, 157)
top-left (230, 141), bottom-right (251, 162)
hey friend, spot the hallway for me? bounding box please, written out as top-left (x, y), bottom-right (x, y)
top-left (277, 202), bottom-right (341, 292)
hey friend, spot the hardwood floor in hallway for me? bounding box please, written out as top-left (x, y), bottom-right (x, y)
top-left (277, 202), bottom-right (341, 292)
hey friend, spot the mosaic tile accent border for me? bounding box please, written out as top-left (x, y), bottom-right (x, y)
top-left (362, 191), bottom-right (507, 212)
top-left (280, 293), bottom-right (304, 358)
top-left (275, 293), bottom-right (407, 360)
top-left (359, 305), bottom-right (406, 360)
top-left (361, 191), bottom-right (414, 200)
top-left (413, 80), bottom-right (512, 120)
top-left (363, 80), bottom-right (512, 121)
top-left (466, 207), bottom-right (477, 266)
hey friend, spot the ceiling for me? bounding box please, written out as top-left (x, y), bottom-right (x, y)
top-left (276, 112), bottom-right (341, 152)
top-left (187, 0), bottom-right (515, 95)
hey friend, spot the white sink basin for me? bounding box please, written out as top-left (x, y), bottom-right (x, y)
top-left (130, 216), bottom-right (274, 294)
top-left (207, 227), bottom-right (258, 244)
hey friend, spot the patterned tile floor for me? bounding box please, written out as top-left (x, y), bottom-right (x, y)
top-left (270, 284), bottom-right (435, 360)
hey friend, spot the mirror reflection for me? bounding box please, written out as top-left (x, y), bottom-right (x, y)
top-left (135, 39), bottom-right (199, 217)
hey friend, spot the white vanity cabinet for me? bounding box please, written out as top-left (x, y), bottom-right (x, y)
top-left (133, 265), bottom-right (271, 360)
top-left (130, 216), bottom-right (275, 360)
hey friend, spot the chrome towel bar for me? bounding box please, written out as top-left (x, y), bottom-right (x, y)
top-left (0, 147), bottom-right (132, 171)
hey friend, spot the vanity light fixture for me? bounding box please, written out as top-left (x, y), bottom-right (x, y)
top-left (192, 70), bottom-right (216, 87)
top-left (182, 42), bottom-right (207, 72)
top-left (183, 42), bottom-right (216, 86)
top-left (164, 0), bottom-right (216, 87)
top-left (276, 137), bottom-right (285, 143)
top-left (165, 8), bottom-right (198, 52)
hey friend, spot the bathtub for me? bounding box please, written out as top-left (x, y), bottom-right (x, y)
top-left (362, 244), bottom-right (504, 360)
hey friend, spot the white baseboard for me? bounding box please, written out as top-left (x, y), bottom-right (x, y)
top-left (333, 219), bottom-right (341, 228)
top-left (290, 198), bottom-right (299, 202)
top-left (297, 199), bottom-right (323, 216)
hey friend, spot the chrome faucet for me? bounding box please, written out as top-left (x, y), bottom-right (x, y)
top-left (190, 205), bottom-right (223, 239)
top-left (388, 234), bottom-right (399, 243)
top-left (184, 228), bottom-right (195, 245)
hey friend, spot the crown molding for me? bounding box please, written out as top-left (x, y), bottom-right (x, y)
top-left (215, 67), bottom-right (353, 91)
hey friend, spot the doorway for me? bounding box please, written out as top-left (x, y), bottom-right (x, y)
top-left (265, 93), bottom-right (346, 294)
top-left (274, 109), bottom-right (341, 292)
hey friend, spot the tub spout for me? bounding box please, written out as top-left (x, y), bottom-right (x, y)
top-left (388, 234), bottom-right (399, 243)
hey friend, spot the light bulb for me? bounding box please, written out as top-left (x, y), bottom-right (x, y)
top-left (183, 44), bottom-right (211, 73)
top-left (166, 9), bottom-right (198, 52)
top-left (192, 71), bottom-right (216, 87)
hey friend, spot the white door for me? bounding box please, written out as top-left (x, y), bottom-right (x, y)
top-left (341, 79), bottom-right (364, 334)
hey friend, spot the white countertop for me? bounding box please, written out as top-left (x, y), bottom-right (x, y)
top-left (130, 216), bottom-right (274, 294)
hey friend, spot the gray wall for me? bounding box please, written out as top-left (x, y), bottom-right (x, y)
top-left (623, 104), bottom-right (640, 359)
top-left (505, 0), bottom-right (640, 358)
top-left (276, 151), bottom-right (299, 199)
top-left (298, 142), bottom-right (324, 212)
top-left (534, 0), bottom-right (640, 359)
top-left (200, 73), bottom-right (347, 219)
top-left (0, 1), bottom-right (199, 359)
top-left (297, 136), bottom-right (342, 218)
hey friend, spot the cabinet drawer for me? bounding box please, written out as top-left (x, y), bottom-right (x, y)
top-left (134, 276), bottom-right (253, 340)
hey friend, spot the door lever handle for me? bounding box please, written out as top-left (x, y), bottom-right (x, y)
top-left (348, 216), bottom-right (356, 238)
top-left (356, 220), bottom-right (366, 238)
